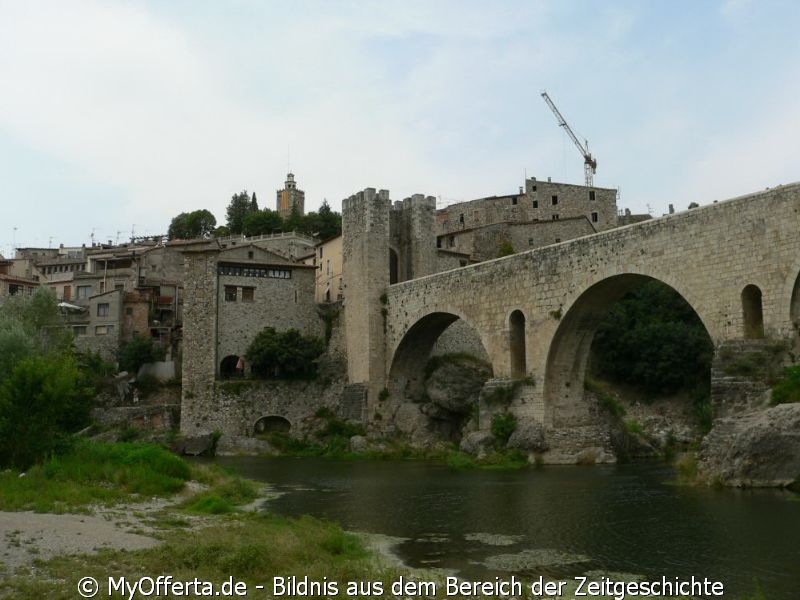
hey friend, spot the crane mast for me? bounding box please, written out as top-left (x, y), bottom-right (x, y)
top-left (541, 91), bottom-right (597, 187)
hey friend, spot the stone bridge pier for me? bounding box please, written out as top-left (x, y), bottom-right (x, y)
top-left (343, 184), bottom-right (800, 459)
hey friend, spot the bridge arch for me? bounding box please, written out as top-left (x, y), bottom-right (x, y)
top-left (542, 274), bottom-right (713, 427)
top-left (254, 415), bottom-right (292, 434)
top-left (388, 311), bottom-right (492, 397)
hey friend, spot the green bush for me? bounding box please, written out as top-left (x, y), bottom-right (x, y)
top-left (490, 412), bottom-right (517, 444)
top-left (0, 354), bottom-right (94, 469)
top-left (771, 366), bottom-right (800, 405)
top-left (246, 327), bottom-right (325, 379)
top-left (119, 335), bottom-right (165, 374)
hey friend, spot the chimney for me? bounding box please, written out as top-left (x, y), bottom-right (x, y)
top-left (668, 204), bottom-right (675, 214)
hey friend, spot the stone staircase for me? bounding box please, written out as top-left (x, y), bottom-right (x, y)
top-left (340, 383), bottom-right (367, 423)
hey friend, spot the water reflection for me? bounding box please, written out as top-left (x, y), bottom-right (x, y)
top-left (216, 456), bottom-right (800, 599)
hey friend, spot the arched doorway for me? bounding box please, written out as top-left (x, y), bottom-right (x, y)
top-left (220, 355), bottom-right (240, 379)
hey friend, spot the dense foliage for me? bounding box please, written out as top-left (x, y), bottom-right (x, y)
top-left (590, 280), bottom-right (714, 395)
top-left (119, 335), bottom-right (165, 374)
top-left (771, 366), bottom-right (800, 405)
top-left (167, 209), bottom-right (217, 239)
top-left (245, 327), bottom-right (325, 379)
top-left (0, 288), bottom-right (94, 469)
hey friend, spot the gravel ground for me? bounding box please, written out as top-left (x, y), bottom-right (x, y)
top-left (0, 499), bottom-right (173, 573)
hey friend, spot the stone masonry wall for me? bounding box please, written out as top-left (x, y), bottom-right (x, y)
top-left (385, 184), bottom-right (800, 443)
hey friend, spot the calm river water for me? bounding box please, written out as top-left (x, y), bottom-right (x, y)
top-left (216, 456), bottom-right (800, 599)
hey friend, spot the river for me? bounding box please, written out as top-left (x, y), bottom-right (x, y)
top-left (215, 456), bottom-right (799, 599)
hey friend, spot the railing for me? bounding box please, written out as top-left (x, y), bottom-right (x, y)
top-left (215, 231), bottom-right (317, 244)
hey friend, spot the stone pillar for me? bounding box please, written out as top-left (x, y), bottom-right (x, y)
top-left (180, 246), bottom-right (219, 435)
top-left (342, 188), bottom-right (391, 417)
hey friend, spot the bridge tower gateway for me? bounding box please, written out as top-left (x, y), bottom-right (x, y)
top-left (341, 188), bottom-right (392, 420)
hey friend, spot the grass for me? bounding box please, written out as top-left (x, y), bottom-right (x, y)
top-left (445, 449), bottom-right (528, 470)
top-left (0, 441), bottom-right (191, 512)
top-left (585, 378), bottom-right (626, 418)
top-left (0, 513), bottom-right (390, 600)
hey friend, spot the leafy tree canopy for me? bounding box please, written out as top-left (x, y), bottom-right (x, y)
top-left (226, 190), bottom-right (258, 234)
top-left (245, 327), bottom-right (325, 380)
top-left (168, 209), bottom-right (217, 239)
top-left (242, 209), bottom-right (284, 237)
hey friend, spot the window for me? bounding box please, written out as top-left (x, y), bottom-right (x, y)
top-left (473, 210), bottom-right (479, 221)
top-left (532, 200), bottom-right (539, 208)
top-left (528, 238), bottom-right (534, 246)
top-left (459, 213), bottom-right (464, 223)
top-left (77, 285), bottom-right (91, 299)
top-left (73, 325), bottom-right (87, 336)
top-left (319, 247), bottom-right (323, 258)
top-left (326, 259), bottom-right (331, 275)
top-left (591, 212), bottom-right (599, 223)
top-left (555, 237), bottom-right (562, 243)
top-left (448, 236), bottom-right (455, 248)
top-left (115, 284), bottom-right (124, 291)
top-left (589, 190), bottom-right (596, 201)
top-left (241, 287), bottom-right (255, 302)
top-left (551, 195), bottom-right (559, 206)
top-left (531, 183), bottom-right (537, 191)
top-left (95, 325), bottom-right (113, 335)
top-left (97, 303), bottom-right (109, 317)
top-left (225, 286), bottom-right (237, 302)
top-left (511, 197), bottom-right (518, 205)
top-left (99, 281), bottom-right (106, 293)
top-left (125, 307), bottom-right (133, 316)
top-left (247, 251), bottom-right (254, 259)
top-left (552, 214), bottom-right (560, 220)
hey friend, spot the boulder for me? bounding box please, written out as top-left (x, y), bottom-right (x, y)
top-left (698, 403), bottom-right (800, 487)
top-left (506, 420), bottom-right (547, 453)
top-left (349, 435), bottom-right (369, 453)
top-left (459, 430), bottom-right (495, 457)
top-left (425, 357), bottom-right (490, 414)
top-left (176, 433), bottom-right (217, 456)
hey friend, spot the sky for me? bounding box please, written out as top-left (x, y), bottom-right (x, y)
top-left (2, 0), bottom-right (799, 254)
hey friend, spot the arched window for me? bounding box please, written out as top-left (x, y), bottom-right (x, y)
top-left (254, 416), bottom-right (291, 434)
top-left (741, 285), bottom-right (764, 339)
top-left (509, 310), bottom-right (526, 377)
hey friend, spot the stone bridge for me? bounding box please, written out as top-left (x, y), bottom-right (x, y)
top-left (381, 184), bottom-right (800, 429)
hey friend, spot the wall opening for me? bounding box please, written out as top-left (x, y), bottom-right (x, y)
top-left (741, 284), bottom-right (764, 338)
top-left (509, 310), bottom-right (526, 378)
top-left (254, 415), bottom-right (291, 434)
top-left (389, 248), bottom-right (399, 284)
top-left (220, 354), bottom-right (241, 379)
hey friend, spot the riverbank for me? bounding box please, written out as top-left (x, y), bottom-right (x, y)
top-left (0, 441), bottom-right (779, 599)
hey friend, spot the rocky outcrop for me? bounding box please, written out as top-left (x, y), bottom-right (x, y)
top-left (459, 431), bottom-right (495, 457)
top-left (425, 357), bottom-right (491, 414)
top-left (698, 403), bottom-right (800, 487)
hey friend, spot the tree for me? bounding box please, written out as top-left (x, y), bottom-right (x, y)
top-left (245, 327), bottom-right (325, 379)
top-left (167, 210), bottom-right (217, 239)
top-left (283, 203), bottom-right (304, 233)
top-left (0, 354), bottom-right (93, 469)
top-left (250, 192), bottom-right (258, 212)
top-left (242, 210), bottom-right (284, 237)
top-left (226, 190), bottom-right (258, 234)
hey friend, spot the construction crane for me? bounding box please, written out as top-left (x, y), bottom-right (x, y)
top-left (541, 91), bottom-right (597, 187)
